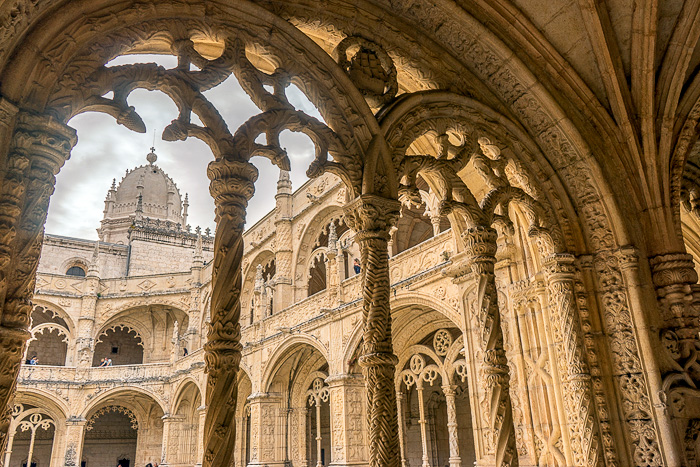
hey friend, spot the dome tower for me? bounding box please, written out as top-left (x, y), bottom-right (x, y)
top-left (99, 148), bottom-right (186, 244)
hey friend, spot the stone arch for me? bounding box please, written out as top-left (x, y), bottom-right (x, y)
top-left (25, 323), bottom-right (71, 366)
top-left (306, 247), bottom-right (328, 297)
top-left (13, 390), bottom-right (68, 424)
top-left (81, 386), bottom-right (167, 423)
top-left (293, 205), bottom-right (346, 287)
top-left (171, 377), bottom-right (204, 415)
top-left (261, 335), bottom-right (330, 393)
top-left (241, 249), bottom-right (276, 324)
top-left (31, 301), bottom-right (75, 336)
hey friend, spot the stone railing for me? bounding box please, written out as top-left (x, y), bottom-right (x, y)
top-left (18, 360), bottom-right (203, 384)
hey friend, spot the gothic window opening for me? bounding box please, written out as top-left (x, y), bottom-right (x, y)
top-left (307, 378), bottom-right (331, 467)
top-left (7, 406), bottom-right (56, 467)
top-left (25, 327), bottom-right (69, 366)
top-left (84, 406), bottom-right (138, 467)
top-left (397, 329), bottom-right (475, 467)
top-left (308, 253), bottom-right (327, 297)
top-left (92, 327), bottom-right (144, 366)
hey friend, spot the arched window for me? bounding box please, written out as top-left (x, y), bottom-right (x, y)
top-left (66, 266), bottom-right (86, 277)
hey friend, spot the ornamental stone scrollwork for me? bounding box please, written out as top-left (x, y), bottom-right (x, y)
top-left (86, 405), bottom-right (138, 431)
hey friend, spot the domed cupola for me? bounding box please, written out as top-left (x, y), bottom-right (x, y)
top-left (100, 148), bottom-right (187, 244)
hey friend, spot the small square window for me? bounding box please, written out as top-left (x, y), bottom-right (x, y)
top-left (111, 346), bottom-right (119, 354)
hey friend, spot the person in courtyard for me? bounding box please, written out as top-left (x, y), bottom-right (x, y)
top-left (353, 258), bottom-right (361, 274)
top-left (28, 356), bottom-right (38, 365)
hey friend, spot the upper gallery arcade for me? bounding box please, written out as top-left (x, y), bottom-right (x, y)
top-left (2, 1), bottom-right (700, 467)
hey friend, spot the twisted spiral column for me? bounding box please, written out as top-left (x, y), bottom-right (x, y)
top-left (463, 226), bottom-right (518, 467)
top-left (203, 159), bottom-right (257, 467)
top-left (543, 254), bottom-right (602, 467)
top-left (0, 112), bottom-right (75, 450)
top-left (344, 195), bottom-right (400, 467)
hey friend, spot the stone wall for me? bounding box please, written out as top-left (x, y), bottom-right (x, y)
top-left (38, 237), bottom-right (128, 279)
top-left (128, 239), bottom-right (212, 276)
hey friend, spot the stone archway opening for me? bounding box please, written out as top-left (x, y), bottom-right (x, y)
top-left (7, 406), bottom-right (56, 467)
top-left (93, 327), bottom-right (143, 366)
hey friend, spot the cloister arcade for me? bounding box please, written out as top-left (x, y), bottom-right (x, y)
top-left (2, 1), bottom-right (700, 467)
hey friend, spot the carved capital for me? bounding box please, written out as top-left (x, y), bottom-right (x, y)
top-left (462, 226), bottom-right (497, 275)
top-left (343, 194), bottom-right (400, 241)
top-left (12, 112), bottom-right (77, 174)
top-left (207, 159), bottom-right (257, 227)
top-left (649, 252), bottom-right (698, 289)
top-left (542, 253), bottom-right (576, 280)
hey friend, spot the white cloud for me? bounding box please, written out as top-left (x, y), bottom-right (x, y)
top-left (47, 55), bottom-right (324, 240)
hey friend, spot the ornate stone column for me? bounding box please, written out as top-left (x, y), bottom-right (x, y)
top-left (441, 385), bottom-right (461, 467)
top-left (343, 194), bottom-right (401, 467)
top-left (326, 224), bottom-right (342, 307)
top-left (196, 405), bottom-right (206, 467)
top-left (395, 391), bottom-right (408, 467)
top-left (326, 374), bottom-right (366, 467)
top-left (0, 112), bottom-right (76, 450)
top-left (416, 383), bottom-right (430, 467)
top-left (542, 254), bottom-right (602, 467)
top-left (307, 378), bottom-right (329, 467)
top-left (62, 417), bottom-right (86, 467)
top-left (274, 170), bottom-right (293, 312)
top-left (76, 248), bottom-right (99, 373)
top-left (462, 226), bottom-right (518, 467)
top-left (203, 159), bottom-right (257, 467)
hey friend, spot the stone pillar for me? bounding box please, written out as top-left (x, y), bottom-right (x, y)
top-left (395, 391), bottom-right (408, 467)
top-left (326, 374), bottom-right (366, 467)
top-left (542, 254), bottom-right (602, 467)
top-left (203, 159), bottom-right (257, 467)
top-left (441, 385), bottom-right (461, 467)
top-left (3, 426), bottom-right (14, 467)
top-left (462, 226), bottom-right (518, 467)
top-left (343, 194), bottom-right (401, 467)
top-left (76, 260), bottom-right (99, 372)
top-left (160, 414), bottom-right (182, 466)
top-left (0, 111), bottom-right (76, 449)
top-left (62, 418), bottom-right (86, 467)
top-left (274, 170), bottom-right (294, 312)
top-left (326, 223), bottom-right (342, 307)
top-left (196, 405), bottom-right (206, 466)
top-left (247, 393), bottom-right (283, 467)
top-left (416, 384), bottom-right (430, 467)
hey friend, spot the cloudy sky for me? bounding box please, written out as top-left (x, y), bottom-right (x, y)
top-left (46, 54), bottom-right (322, 240)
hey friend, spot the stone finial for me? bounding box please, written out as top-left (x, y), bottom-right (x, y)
top-left (255, 264), bottom-right (264, 290)
top-left (183, 193), bottom-right (189, 226)
top-left (328, 221), bottom-right (338, 254)
top-left (110, 178), bottom-right (117, 191)
top-left (193, 230), bottom-right (204, 265)
top-left (87, 240), bottom-right (100, 277)
top-left (277, 169), bottom-right (292, 194)
top-left (147, 147), bottom-right (157, 165)
top-left (135, 194), bottom-right (144, 221)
